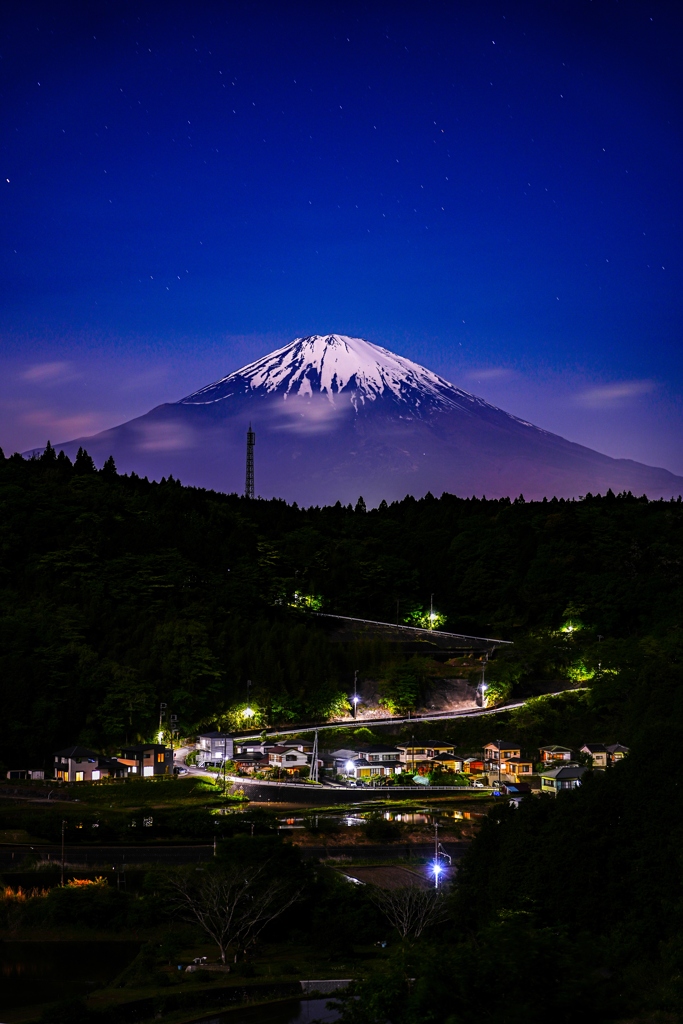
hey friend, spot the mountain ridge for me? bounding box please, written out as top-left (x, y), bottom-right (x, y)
top-left (22, 334), bottom-right (683, 505)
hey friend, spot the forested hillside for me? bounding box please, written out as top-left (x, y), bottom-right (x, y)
top-left (2, 444), bottom-right (683, 766)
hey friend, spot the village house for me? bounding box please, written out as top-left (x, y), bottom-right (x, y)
top-left (6, 769), bottom-right (44, 780)
top-left (197, 732), bottom-right (234, 765)
top-left (53, 746), bottom-right (123, 782)
top-left (231, 751), bottom-right (268, 773)
top-left (345, 757), bottom-right (372, 780)
top-left (483, 741), bottom-right (521, 770)
top-left (395, 741), bottom-right (455, 767)
top-left (462, 756), bottom-right (485, 774)
top-left (429, 752), bottom-right (464, 772)
top-left (539, 745), bottom-right (573, 764)
top-left (267, 746), bottom-right (310, 773)
top-left (119, 744), bottom-right (173, 777)
top-left (329, 745), bottom-right (402, 778)
top-left (580, 743), bottom-right (608, 767)
top-left (499, 755), bottom-right (535, 780)
top-left (606, 742), bottom-right (630, 763)
top-left (539, 764), bottom-right (587, 795)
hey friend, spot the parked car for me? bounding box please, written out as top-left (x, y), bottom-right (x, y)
top-left (174, 766), bottom-right (189, 775)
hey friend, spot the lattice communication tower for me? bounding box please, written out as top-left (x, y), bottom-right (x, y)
top-left (245, 423), bottom-right (255, 499)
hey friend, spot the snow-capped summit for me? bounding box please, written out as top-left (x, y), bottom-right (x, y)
top-left (179, 334), bottom-right (482, 415)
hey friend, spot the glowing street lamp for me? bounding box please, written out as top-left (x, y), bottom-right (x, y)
top-left (432, 862), bottom-right (442, 889)
top-left (351, 668), bottom-right (359, 719)
top-left (345, 760), bottom-right (355, 778)
top-left (243, 678), bottom-right (254, 719)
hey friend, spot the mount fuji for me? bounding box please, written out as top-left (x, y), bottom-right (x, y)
top-left (28, 334), bottom-right (683, 505)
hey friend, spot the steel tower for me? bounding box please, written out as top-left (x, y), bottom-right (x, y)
top-left (245, 423), bottom-right (255, 499)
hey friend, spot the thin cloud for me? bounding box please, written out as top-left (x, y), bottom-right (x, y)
top-left (464, 367), bottom-right (516, 382)
top-left (21, 361), bottom-right (75, 384)
top-left (575, 380), bottom-right (656, 408)
top-left (135, 422), bottom-right (195, 451)
top-left (21, 410), bottom-right (103, 438)
top-left (274, 394), bottom-right (348, 434)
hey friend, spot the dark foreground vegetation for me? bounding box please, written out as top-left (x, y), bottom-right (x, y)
top-left (2, 447), bottom-right (683, 1020)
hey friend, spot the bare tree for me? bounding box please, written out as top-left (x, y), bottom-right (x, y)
top-left (167, 863), bottom-right (301, 963)
top-left (368, 884), bottom-right (449, 941)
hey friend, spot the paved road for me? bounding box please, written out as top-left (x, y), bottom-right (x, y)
top-left (230, 688), bottom-right (586, 741)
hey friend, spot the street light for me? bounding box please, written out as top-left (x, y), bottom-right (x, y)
top-left (352, 669), bottom-right (359, 718)
top-left (243, 679), bottom-right (254, 718)
top-left (432, 862), bottom-right (442, 889)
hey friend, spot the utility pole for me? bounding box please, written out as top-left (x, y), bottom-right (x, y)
top-left (245, 423), bottom-right (255, 500)
top-left (352, 669), bottom-right (358, 719)
top-left (60, 820), bottom-right (66, 886)
top-left (310, 729), bottom-right (319, 783)
top-left (434, 822), bottom-right (440, 888)
top-left (158, 702), bottom-right (167, 743)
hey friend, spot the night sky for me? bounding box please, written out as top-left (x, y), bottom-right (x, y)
top-left (2, 2), bottom-right (682, 473)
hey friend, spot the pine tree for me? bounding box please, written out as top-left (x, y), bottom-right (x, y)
top-left (102, 455), bottom-right (117, 477)
top-left (74, 447), bottom-right (96, 474)
top-left (40, 440), bottom-right (57, 463)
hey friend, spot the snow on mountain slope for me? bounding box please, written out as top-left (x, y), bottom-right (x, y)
top-left (179, 334), bottom-right (507, 418)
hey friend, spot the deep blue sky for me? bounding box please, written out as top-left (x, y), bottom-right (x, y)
top-left (2, 1), bottom-right (682, 471)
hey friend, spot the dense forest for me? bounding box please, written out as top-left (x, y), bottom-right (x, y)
top-left (2, 443), bottom-right (683, 765)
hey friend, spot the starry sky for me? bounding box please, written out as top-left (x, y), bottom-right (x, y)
top-left (2, 1), bottom-right (682, 472)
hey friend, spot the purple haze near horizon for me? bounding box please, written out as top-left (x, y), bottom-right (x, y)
top-left (1, 2), bottom-right (682, 475)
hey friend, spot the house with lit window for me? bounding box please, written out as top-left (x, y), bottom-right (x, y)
top-left (429, 752), bottom-right (464, 772)
top-left (197, 732), bottom-right (234, 765)
top-left (396, 742), bottom-right (429, 766)
top-left (267, 746), bottom-right (310, 773)
top-left (396, 741), bottom-right (455, 765)
top-left (231, 751), bottom-right (268, 773)
top-left (606, 743), bottom-right (629, 763)
top-left (483, 741), bottom-right (521, 772)
top-left (580, 743), bottom-right (608, 768)
top-left (500, 755), bottom-right (534, 779)
top-left (119, 744), bottom-right (172, 777)
top-left (328, 745), bottom-right (402, 777)
top-left (462, 756), bottom-right (485, 774)
top-left (539, 764), bottom-right (587, 795)
top-left (539, 745), bottom-right (573, 764)
top-left (53, 746), bottom-right (120, 782)
top-left (345, 757), bottom-right (373, 780)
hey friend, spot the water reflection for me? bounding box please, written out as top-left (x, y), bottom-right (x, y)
top-left (198, 996), bottom-right (339, 1023)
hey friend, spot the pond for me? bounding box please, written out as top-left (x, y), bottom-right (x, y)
top-left (197, 997), bottom-right (340, 1023)
top-left (0, 940), bottom-right (140, 1010)
top-left (276, 802), bottom-right (486, 830)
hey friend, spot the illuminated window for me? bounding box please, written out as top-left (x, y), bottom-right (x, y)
top-left (92, 770), bottom-right (100, 780)
top-left (157, 753), bottom-right (165, 763)
top-left (143, 766), bottom-right (154, 777)
top-left (75, 771), bottom-right (84, 782)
